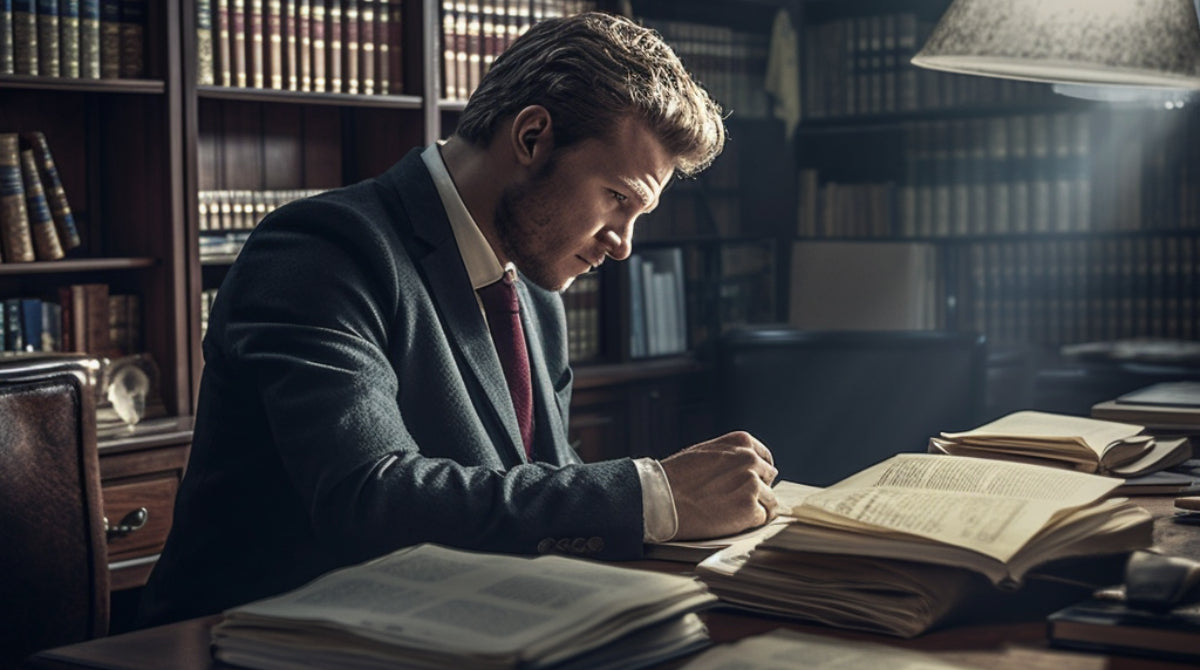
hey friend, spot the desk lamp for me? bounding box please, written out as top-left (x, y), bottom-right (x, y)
top-left (910, 0), bottom-right (1200, 103)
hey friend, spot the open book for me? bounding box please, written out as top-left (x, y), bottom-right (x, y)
top-left (931, 410), bottom-right (1190, 477)
top-left (697, 454), bottom-right (1152, 637)
top-left (211, 543), bottom-right (716, 670)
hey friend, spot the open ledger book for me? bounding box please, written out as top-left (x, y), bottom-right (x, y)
top-left (211, 543), bottom-right (716, 670)
top-left (697, 454), bottom-right (1153, 637)
top-left (930, 410), bottom-right (1190, 478)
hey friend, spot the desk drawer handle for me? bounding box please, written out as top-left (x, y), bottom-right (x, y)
top-left (105, 507), bottom-right (149, 539)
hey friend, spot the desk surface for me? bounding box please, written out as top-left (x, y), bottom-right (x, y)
top-left (26, 497), bottom-right (1200, 670)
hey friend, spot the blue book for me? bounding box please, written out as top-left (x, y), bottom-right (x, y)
top-left (20, 297), bottom-right (42, 352)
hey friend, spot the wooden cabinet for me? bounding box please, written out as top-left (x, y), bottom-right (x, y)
top-left (96, 418), bottom-right (193, 592)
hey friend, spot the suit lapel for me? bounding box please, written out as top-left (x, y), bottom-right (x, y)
top-left (386, 151), bottom-right (527, 463)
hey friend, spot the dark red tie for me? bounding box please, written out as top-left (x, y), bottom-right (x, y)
top-left (478, 274), bottom-right (534, 459)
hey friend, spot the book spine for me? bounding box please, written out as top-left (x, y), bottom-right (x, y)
top-left (0, 0), bottom-right (13, 75)
top-left (78, 0), bottom-right (98, 77)
top-left (214, 0), bottom-right (230, 85)
top-left (296, 0), bottom-right (309, 91)
top-left (13, 0), bottom-right (37, 75)
top-left (327, 0), bottom-right (342, 92)
top-left (375, 0), bottom-right (387, 93)
top-left (282, 0), bottom-right (295, 89)
top-left (358, 0), bottom-right (373, 94)
top-left (117, 0), bottom-right (143, 77)
top-left (266, 0), bottom-right (282, 88)
top-left (386, 0), bottom-right (401, 94)
top-left (98, 0), bottom-right (119, 77)
top-left (342, 0), bottom-right (358, 93)
top-left (36, 0), bottom-right (58, 76)
top-left (5, 298), bottom-right (25, 351)
top-left (230, 0), bottom-right (245, 86)
top-left (247, 0), bottom-right (262, 87)
top-left (19, 148), bottom-right (64, 260)
top-left (19, 297), bottom-right (42, 351)
top-left (441, 0), bottom-right (454, 99)
top-left (196, 0), bottom-right (214, 84)
top-left (59, 0), bottom-right (79, 77)
top-left (26, 134), bottom-right (81, 251)
top-left (309, 0), bottom-right (323, 90)
top-left (0, 134), bottom-right (35, 263)
top-left (41, 300), bottom-right (60, 351)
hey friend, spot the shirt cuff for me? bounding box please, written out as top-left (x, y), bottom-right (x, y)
top-left (635, 457), bottom-right (679, 543)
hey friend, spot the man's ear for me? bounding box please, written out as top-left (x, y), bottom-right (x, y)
top-left (509, 105), bottom-right (553, 167)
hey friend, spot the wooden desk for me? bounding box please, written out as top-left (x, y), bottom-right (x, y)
top-left (25, 498), bottom-right (1200, 670)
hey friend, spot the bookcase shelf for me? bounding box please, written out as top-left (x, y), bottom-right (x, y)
top-left (0, 258), bottom-right (158, 275)
top-left (0, 75), bottom-right (167, 94)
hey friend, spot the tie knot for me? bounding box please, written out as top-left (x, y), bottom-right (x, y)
top-left (479, 275), bottom-right (519, 315)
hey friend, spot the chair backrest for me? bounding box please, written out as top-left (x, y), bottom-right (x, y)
top-left (0, 356), bottom-right (107, 667)
top-left (717, 328), bottom-right (987, 487)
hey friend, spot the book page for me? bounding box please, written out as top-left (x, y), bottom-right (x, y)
top-left (940, 410), bottom-right (1142, 457)
top-left (794, 454), bottom-right (1123, 563)
top-left (679, 629), bottom-right (974, 670)
top-left (214, 543), bottom-right (715, 661)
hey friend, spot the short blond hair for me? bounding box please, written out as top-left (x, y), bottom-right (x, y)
top-left (455, 12), bottom-right (725, 177)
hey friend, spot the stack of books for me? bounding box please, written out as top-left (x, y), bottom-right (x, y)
top-left (1092, 382), bottom-right (1200, 434)
top-left (696, 454), bottom-right (1153, 637)
top-left (211, 543), bottom-right (716, 670)
top-left (929, 410), bottom-right (1191, 479)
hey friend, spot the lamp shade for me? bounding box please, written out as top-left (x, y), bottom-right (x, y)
top-left (911, 0), bottom-right (1200, 89)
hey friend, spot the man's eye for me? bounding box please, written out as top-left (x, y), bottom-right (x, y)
top-left (610, 190), bottom-right (628, 203)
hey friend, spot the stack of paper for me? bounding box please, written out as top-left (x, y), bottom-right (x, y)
top-left (211, 543), bottom-right (716, 670)
top-left (929, 410), bottom-right (1191, 477)
top-left (697, 454), bottom-right (1153, 637)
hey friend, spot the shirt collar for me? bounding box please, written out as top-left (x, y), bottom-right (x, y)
top-left (421, 142), bottom-right (510, 289)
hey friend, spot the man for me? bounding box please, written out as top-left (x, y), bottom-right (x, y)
top-left (138, 12), bottom-right (777, 627)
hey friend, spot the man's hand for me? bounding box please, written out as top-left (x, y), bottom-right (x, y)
top-left (659, 431), bottom-right (778, 541)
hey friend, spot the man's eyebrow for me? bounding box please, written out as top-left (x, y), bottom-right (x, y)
top-left (621, 177), bottom-right (656, 212)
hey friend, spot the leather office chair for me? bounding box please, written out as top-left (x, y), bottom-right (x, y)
top-left (0, 356), bottom-right (107, 668)
top-left (717, 327), bottom-right (987, 487)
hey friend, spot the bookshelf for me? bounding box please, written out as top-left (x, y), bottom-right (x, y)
top-left (791, 0), bottom-right (1200, 356)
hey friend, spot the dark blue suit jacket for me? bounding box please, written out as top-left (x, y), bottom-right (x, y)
top-left (137, 149), bottom-right (644, 626)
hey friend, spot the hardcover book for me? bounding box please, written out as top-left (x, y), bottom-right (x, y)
top-left (0, 0), bottom-right (13, 74)
top-left (0, 133), bottom-right (35, 264)
top-left (246, 0), bottom-right (263, 87)
top-left (358, 0), bottom-right (373, 94)
top-left (98, 0), bottom-right (119, 77)
top-left (12, 0), bottom-right (37, 75)
top-left (35, 0), bottom-right (59, 76)
top-left (309, 0), bottom-right (324, 90)
top-left (342, 0), bottom-right (358, 93)
top-left (78, 0), bottom-right (99, 77)
top-left (59, 0), bottom-right (80, 78)
top-left (1048, 597), bottom-right (1200, 662)
top-left (24, 131), bottom-right (81, 250)
top-left (296, 0), bottom-right (311, 90)
top-left (214, 0), bottom-right (230, 85)
top-left (230, 0), bottom-right (245, 86)
top-left (326, 0), bottom-right (342, 92)
top-left (266, 0), bottom-right (282, 88)
top-left (195, 0), bottom-right (214, 84)
top-left (18, 148), bottom-right (64, 261)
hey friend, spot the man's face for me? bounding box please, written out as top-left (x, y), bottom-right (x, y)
top-left (493, 116), bottom-right (675, 292)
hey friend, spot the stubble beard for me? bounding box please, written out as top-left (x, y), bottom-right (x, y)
top-left (493, 178), bottom-right (571, 293)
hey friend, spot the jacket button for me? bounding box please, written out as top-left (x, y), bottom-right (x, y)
top-left (586, 537), bottom-right (604, 553)
top-left (556, 538), bottom-right (572, 553)
top-left (570, 537), bottom-right (588, 553)
top-left (536, 538), bottom-right (555, 554)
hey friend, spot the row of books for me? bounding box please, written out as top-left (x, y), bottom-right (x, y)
top-left (198, 188), bottom-right (325, 231)
top-left (643, 18), bottom-right (772, 121)
top-left (627, 248), bottom-right (687, 359)
top-left (0, 283), bottom-right (140, 356)
top-left (802, 12), bottom-right (1055, 119)
top-left (797, 109), bottom-right (1200, 238)
top-left (0, 0), bottom-right (145, 79)
top-left (560, 270), bottom-right (598, 363)
top-left (637, 140), bottom-right (743, 242)
top-left (0, 131), bottom-right (81, 263)
top-left (197, 0), bottom-right (405, 94)
top-left (439, 0), bottom-right (596, 101)
top-left (954, 236), bottom-right (1200, 347)
top-left (200, 287), bottom-right (218, 339)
